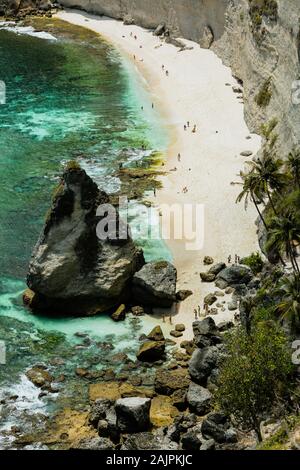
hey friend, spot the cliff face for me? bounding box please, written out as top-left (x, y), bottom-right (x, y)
top-left (59, 0), bottom-right (300, 156)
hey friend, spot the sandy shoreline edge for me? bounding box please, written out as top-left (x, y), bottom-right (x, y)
top-left (54, 9), bottom-right (262, 340)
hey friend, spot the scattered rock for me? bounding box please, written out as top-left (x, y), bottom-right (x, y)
top-left (133, 261), bottom-right (177, 308)
top-left (89, 399), bottom-right (112, 426)
top-left (131, 305), bottom-right (144, 316)
top-left (200, 272), bottom-right (216, 283)
top-left (240, 150), bottom-right (253, 157)
top-left (121, 431), bottom-right (178, 450)
top-left (155, 368), bottom-right (190, 395)
top-left (147, 325), bottom-right (165, 342)
top-left (123, 14), bottom-right (134, 25)
top-left (111, 304), bottom-right (126, 322)
top-left (204, 293), bottom-right (217, 306)
top-left (72, 437), bottom-right (114, 450)
top-left (200, 439), bottom-right (215, 450)
top-left (199, 25), bottom-right (214, 49)
top-left (26, 366), bottom-right (52, 388)
top-left (187, 383), bottom-right (212, 415)
top-left (153, 23), bottom-right (166, 37)
top-left (26, 167), bottom-right (144, 315)
top-left (209, 262), bottom-right (227, 276)
top-left (181, 430), bottom-right (202, 450)
top-left (175, 324), bottom-right (186, 332)
top-left (201, 413), bottom-right (237, 444)
top-left (232, 86), bottom-right (243, 93)
top-left (170, 330), bottom-right (183, 338)
top-left (150, 395), bottom-right (179, 427)
top-left (228, 300), bottom-right (238, 311)
top-left (203, 256), bottom-right (214, 265)
top-left (176, 290), bottom-right (193, 301)
top-left (115, 397), bottom-right (151, 433)
top-left (189, 347), bottom-right (219, 384)
top-left (137, 341), bottom-right (165, 362)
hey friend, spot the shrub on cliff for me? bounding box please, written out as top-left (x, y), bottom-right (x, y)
top-left (215, 321), bottom-right (294, 442)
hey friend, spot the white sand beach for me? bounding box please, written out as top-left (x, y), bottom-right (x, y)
top-left (56, 9), bottom-right (262, 340)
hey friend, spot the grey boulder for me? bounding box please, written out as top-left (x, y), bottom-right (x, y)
top-left (133, 261), bottom-right (177, 307)
top-left (115, 397), bottom-right (151, 433)
top-left (187, 382), bottom-right (212, 415)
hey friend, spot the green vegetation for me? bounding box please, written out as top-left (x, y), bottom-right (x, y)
top-left (249, 0), bottom-right (278, 29)
top-left (216, 322), bottom-right (294, 442)
top-left (255, 78), bottom-right (272, 108)
top-left (241, 252), bottom-right (264, 274)
top-left (65, 160), bottom-right (81, 171)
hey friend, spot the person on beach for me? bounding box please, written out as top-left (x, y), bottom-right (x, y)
top-left (194, 309), bottom-right (198, 320)
top-left (153, 187), bottom-right (156, 197)
top-left (228, 255), bottom-right (232, 264)
top-left (152, 103), bottom-right (154, 109)
top-left (178, 153), bottom-right (181, 162)
top-left (166, 70), bottom-right (169, 77)
top-left (133, 54), bottom-right (136, 60)
top-left (130, 32), bottom-right (133, 37)
top-left (187, 121), bottom-right (190, 128)
top-left (184, 125), bottom-right (187, 131)
top-left (192, 125), bottom-right (197, 133)
top-left (162, 65), bottom-right (165, 70)
top-left (141, 106), bottom-right (144, 111)
top-left (134, 35), bottom-right (137, 40)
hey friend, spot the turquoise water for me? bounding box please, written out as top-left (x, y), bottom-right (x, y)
top-left (0, 21), bottom-right (174, 446)
top-left (0, 19), bottom-right (171, 341)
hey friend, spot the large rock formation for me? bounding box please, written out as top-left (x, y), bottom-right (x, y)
top-left (26, 166), bottom-right (144, 315)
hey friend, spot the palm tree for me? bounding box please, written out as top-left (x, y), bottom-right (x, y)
top-left (287, 148), bottom-right (300, 188)
top-left (275, 274), bottom-right (300, 331)
top-left (266, 212), bottom-right (300, 273)
top-left (236, 170), bottom-right (268, 230)
top-left (247, 153), bottom-right (286, 215)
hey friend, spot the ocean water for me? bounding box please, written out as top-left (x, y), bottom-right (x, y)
top-left (0, 19), bottom-right (172, 440)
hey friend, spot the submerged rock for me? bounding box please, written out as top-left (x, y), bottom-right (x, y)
top-left (26, 166), bottom-right (144, 315)
top-left (132, 261), bottom-right (177, 308)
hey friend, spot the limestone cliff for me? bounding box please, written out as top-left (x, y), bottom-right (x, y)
top-left (58, 0), bottom-right (300, 156)
top-left (26, 166), bottom-right (145, 315)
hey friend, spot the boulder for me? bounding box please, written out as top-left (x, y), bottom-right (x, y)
top-left (240, 150), bottom-right (253, 157)
top-left (121, 431), bottom-right (178, 450)
top-left (155, 368), bottom-right (190, 395)
top-left (175, 324), bottom-right (186, 332)
top-left (170, 330), bottom-right (183, 338)
top-left (204, 293), bottom-right (217, 306)
top-left (176, 290), bottom-right (193, 301)
top-left (147, 325), bottom-right (165, 342)
top-left (26, 167), bottom-right (144, 315)
top-left (187, 382), bottom-right (212, 415)
top-left (26, 366), bottom-right (52, 388)
top-left (209, 262), bottom-right (227, 276)
top-left (216, 265), bottom-right (253, 287)
top-left (203, 256), bottom-right (214, 265)
top-left (199, 25), bottom-right (214, 49)
top-left (115, 397), bottom-right (151, 433)
top-left (181, 430), bottom-right (202, 451)
top-left (200, 272), bottom-right (216, 283)
top-left (136, 341), bottom-right (165, 362)
top-left (72, 437), bottom-right (114, 450)
top-left (132, 261), bottom-right (177, 307)
top-left (189, 347), bottom-right (219, 384)
top-left (111, 304), bottom-right (126, 322)
top-left (89, 399), bottom-right (112, 426)
top-left (123, 14), bottom-right (134, 25)
top-left (193, 317), bottom-right (218, 337)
